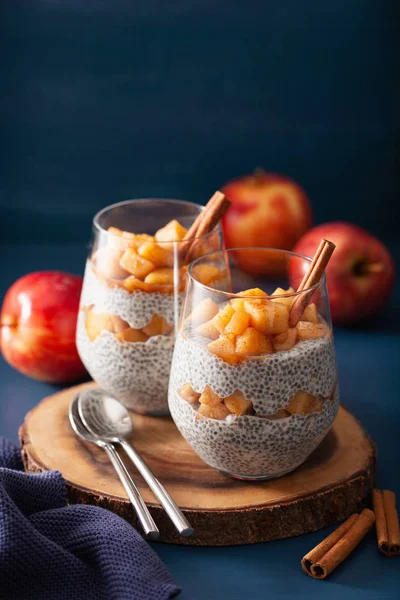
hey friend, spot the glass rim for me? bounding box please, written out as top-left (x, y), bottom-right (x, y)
top-left (188, 247), bottom-right (326, 299)
top-left (93, 198), bottom-right (220, 244)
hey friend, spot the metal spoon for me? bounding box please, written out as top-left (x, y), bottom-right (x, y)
top-left (69, 394), bottom-right (160, 540)
top-left (77, 388), bottom-right (193, 537)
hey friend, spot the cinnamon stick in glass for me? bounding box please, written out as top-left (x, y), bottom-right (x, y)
top-left (372, 489), bottom-right (400, 556)
top-left (181, 191), bottom-right (231, 263)
top-left (289, 239), bottom-right (335, 328)
top-left (301, 509), bottom-right (375, 579)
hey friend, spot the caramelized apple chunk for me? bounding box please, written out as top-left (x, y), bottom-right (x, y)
top-left (95, 247), bottom-right (129, 279)
top-left (264, 409), bottom-right (291, 420)
top-left (155, 219), bottom-right (187, 249)
top-left (273, 328), bottom-right (298, 352)
top-left (302, 303), bottom-right (319, 324)
top-left (110, 315), bottom-right (129, 333)
top-left (270, 287), bottom-right (295, 309)
top-left (119, 249), bottom-right (155, 279)
top-left (197, 403), bottom-right (231, 420)
top-left (85, 308), bottom-right (115, 341)
top-left (144, 268), bottom-right (174, 285)
top-left (180, 383), bottom-right (201, 404)
top-left (244, 300), bottom-right (289, 335)
top-left (115, 327), bottom-right (149, 343)
top-left (123, 276), bottom-right (153, 293)
top-left (189, 298), bottom-right (220, 326)
top-left (199, 385), bottom-right (223, 407)
top-left (211, 303), bottom-right (235, 334)
top-left (195, 320), bottom-right (220, 340)
top-left (297, 321), bottom-right (328, 340)
top-left (223, 391), bottom-right (253, 416)
top-left (191, 264), bottom-right (224, 287)
top-left (138, 242), bottom-right (174, 267)
top-left (287, 390), bottom-right (323, 414)
top-left (224, 310), bottom-right (251, 335)
top-left (231, 288), bottom-right (267, 310)
top-left (107, 227), bottom-right (138, 251)
top-left (142, 314), bottom-right (172, 337)
top-left (235, 327), bottom-right (274, 355)
top-left (207, 335), bottom-right (239, 364)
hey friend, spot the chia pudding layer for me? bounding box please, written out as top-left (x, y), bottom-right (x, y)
top-left (77, 311), bottom-right (176, 412)
top-left (80, 262), bottom-right (181, 329)
top-left (168, 332), bottom-right (339, 478)
top-left (77, 262), bottom-right (184, 413)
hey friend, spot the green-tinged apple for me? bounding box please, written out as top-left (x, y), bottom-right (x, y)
top-left (0, 271), bottom-right (87, 383)
top-left (290, 223), bottom-right (395, 325)
top-left (222, 169), bottom-right (312, 275)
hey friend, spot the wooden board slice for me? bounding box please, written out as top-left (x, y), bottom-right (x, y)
top-left (19, 382), bottom-right (376, 546)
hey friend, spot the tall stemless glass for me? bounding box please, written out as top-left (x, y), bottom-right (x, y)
top-left (76, 199), bottom-right (223, 415)
top-left (168, 248), bottom-right (339, 480)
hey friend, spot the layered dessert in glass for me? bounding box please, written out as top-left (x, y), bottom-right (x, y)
top-left (169, 248), bottom-right (339, 479)
top-left (76, 199), bottom-right (224, 414)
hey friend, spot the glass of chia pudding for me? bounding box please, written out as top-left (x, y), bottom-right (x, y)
top-left (76, 199), bottom-right (224, 414)
top-left (168, 247), bottom-right (339, 480)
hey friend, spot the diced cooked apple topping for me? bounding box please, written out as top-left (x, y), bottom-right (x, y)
top-left (83, 306), bottom-right (172, 343)
top-left (179, 383), bottom-right (201, 404)
top-left (144, 267), bottom-right (174, 285)
top-left (189, 297), bottom-right (220, 326)
top-left (92, 219), bottom-right (225, 294)
top-left (116, 328), bottom-right (149, 343)
top-left (138, 242), bottom-right (174, 267)
top-left (120, 249), bottom-right (155, 279)
top-left (199, 385), bottom-right (223, 407)
top-left (178, 383), bottom-right (325, 421)
top-left (188, 287), bottom-right (329, 364)
top-left (273, 328), bottom-right (298, 352)
top-left (244, 300), bottom-right (289, 335)
top-left (296, 321), bottom-right (328, 340)
top-left (191, 264), bottom-right (224, 287)
top-left (207, 335), bottom-right (239, 365)
top-left (179, 383), bottom-right (254, 420)
top-left (286, 390), bottom-right (323, 414)
top-left (84, 307), bottom-right (116, 342)
top-left (270, 286), bottom-right (295, 309)
top-left (211, 303), bottom-right (235, 334)
top-left (155, 219), bottom-right (187, 248)
top-left (197, 403), bottom-right (231, 420)
top-left (223, 391), bottom-right (253, 416)
top-left (224, 310), bottom-right (250, 335)
top-left (235, 327), bottom-right (274, 355)
top-left (95, 247), bottom-right (130, 280)
top-left (142, 314), bottom-right (172, 337)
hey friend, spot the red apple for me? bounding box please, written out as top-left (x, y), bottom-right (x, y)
top-left (0, 271), bottom-right (87, 383)
top-left (222, 170), bottom-right (312, 274)
top-left (290, 223), bottom-right (396, 325)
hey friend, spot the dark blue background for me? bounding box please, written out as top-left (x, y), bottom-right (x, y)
top-left (1, 3), bottom-right (400, 599)
top-left (1, 0), bottom-right (399, 242)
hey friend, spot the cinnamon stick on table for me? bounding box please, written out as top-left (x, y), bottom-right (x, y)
top-left (289, 239), bottom-right (335, 328)
top-left (372, 489), bottom-right (400, 556)
top-left (301, 509), bottom-right (375, 579)
top-left (181, 191), bottom-right (231, 263)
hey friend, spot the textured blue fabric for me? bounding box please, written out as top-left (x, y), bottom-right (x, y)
top-left (0, 437), bottom-right (180, 600)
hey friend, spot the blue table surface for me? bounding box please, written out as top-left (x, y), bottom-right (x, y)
top-left (0, 243), bottom-right (399, 600)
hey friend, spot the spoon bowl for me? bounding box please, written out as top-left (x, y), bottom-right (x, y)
top-left (78, 388), bottom-right (133, 442)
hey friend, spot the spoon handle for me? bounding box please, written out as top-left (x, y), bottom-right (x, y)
top-left (103, 442), bottom-right (160, 540)
top-left (119, 439), bottom-right (193, 537)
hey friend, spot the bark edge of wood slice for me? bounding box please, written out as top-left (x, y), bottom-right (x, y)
top-left (19, 382), bottom-right (376, 546)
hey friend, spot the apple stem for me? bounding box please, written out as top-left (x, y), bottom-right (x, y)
top-left (360, 263), bottom-right (386, 274)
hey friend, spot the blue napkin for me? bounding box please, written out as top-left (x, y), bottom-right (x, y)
top-left (0, 437), bottom-right (180, 600)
